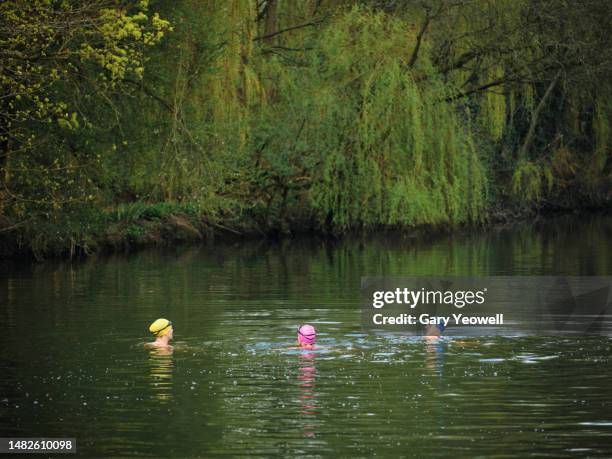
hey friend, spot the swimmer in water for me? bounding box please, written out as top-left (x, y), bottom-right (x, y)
top-left (146, 318), bottom-right (174, 349)
top-left (297, 324), bottom-right (316, 349)
top-left (425, 322), bottom-right (445, 341)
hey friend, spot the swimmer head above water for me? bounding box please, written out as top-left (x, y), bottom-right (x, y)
top-left (297, 324), bottom-right (316, 348)
top-left (148, 318), bottom-right (174, 348)
top-left (425, 322), bottom-right (445, 340)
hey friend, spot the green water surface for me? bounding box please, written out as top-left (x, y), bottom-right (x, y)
top-left (1, 214), bottom-right (612, 457)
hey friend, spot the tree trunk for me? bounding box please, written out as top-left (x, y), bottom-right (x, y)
top-left (518, 70), bottom-right (562, 160)
top-left (263, 0), bottom-right (278, 46)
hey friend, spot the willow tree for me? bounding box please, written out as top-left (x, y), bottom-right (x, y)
top-left (243, 7), bottom-right (487, 231)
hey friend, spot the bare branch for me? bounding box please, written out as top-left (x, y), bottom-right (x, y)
top-left (253, 18), bottom-right (326, 42)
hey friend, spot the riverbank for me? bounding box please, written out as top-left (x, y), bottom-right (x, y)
top-left (1, 200), bottom-right (609, 261)
top-left (0, 202), bottom-right (214, 261)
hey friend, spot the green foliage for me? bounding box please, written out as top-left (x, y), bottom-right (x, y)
top-left (1, 0), bottom-right (611, 258)
top-left (0, 0), bottom-right (171, 226)
top-left (244, 8), bottom-right (487, 231)
top-left (125, 223), bottom-right (145, 243)
top-left (511, 160), bottom-right (553, 205)
top-left (107, 202), bottom-right (200, 222)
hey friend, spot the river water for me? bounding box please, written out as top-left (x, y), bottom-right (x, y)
top-left (1, 214), bottom-right (612, 457)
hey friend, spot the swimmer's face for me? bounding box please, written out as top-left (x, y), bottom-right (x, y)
top-left (167, 327), bottom-right (174, 340)
top-left (425, 324), bottom-right (440, 337)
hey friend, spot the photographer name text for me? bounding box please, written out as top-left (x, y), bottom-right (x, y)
top-left (372, 313), bottom-right (504, 326)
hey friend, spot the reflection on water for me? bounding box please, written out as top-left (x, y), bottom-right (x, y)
top-left (425, 338), bottom-right (445, 375)
top-left (148, 348), bottom-right (174, 402)
top-left (0, 213), bottom-right (611, 457)
top-left (297, 350), bottom-right (317, 438)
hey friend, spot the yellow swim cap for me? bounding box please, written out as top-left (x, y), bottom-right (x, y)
top-left (149, 318), bottom-right (172, 337)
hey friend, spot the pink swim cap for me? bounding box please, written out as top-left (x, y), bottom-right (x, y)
top-left (297, 324), bottom-right (316, 345)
